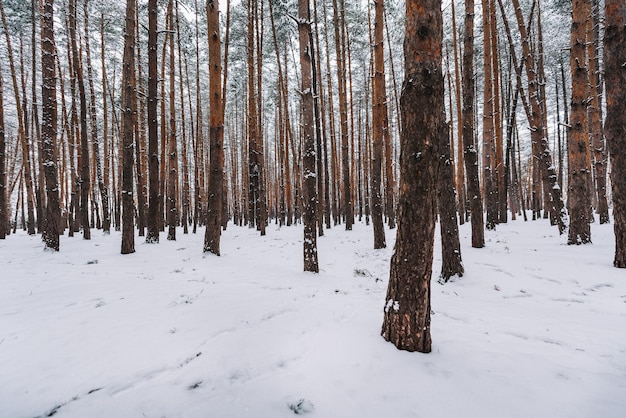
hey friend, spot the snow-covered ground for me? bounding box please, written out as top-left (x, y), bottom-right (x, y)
top-left (0, 216), bottom-right (624, 418)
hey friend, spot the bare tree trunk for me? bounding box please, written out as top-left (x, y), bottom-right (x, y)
top-left (482, 0), bottom-right (497, 230)
top-left (371, 0), bottom-right (386, 249)
top-left (204, 0), bottom-right (225, 255)
top-left (589, 0), bottom-right (609, 224)
top-left (297, 0), bottom-right (319, 273)
top-left (604, 0), bottom-right (626, 267)
top-left (121, 0), bottom-right (136, 254)
top-left (167, 0), bottom-right (178, 241)
top-left (462, 0), bottom-right (484, 248)
top-left (568, 0), bottom-right (593, 244)
top-left (40, 0), bottom-right (61, 250)
top-left (381, 0), bottom-right (442, 353)
top-left (69, 0), bottom-right (91, 240)
top-left (146, 0), bottom-right (159, 242)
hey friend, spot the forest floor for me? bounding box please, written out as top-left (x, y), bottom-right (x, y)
top-left (0, 215), bottom-right (625, 418)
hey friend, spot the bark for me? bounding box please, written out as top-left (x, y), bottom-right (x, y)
top-left (121, 0), bottom-right (136, 254)
top-left (298, 0), bottom-right (319, 273)
top-left (381, 0), bottom-right (442, 353)
top-left (40, 0), bottom-right (61, 250)
top-left (451, 0), bottom-right (465, 224)
top-left (204, 0), bottom-right (225, 255)
top-left (462, 0), bottom-right (484, 248)
top-left (371, 0), bottom-right (386, 249)
top-left (589, 0), bottom-right (609, 225)
top-left (568, 0), bottom-right (592, 244)
top-left (167, 0), bottom-right (178, 241)
top-left (482, 0), bottom-right (497, 230)
top-left (146, 0), bottom-right (159, 242)
top-left (604, 0), bottom-right (626, 267)
top-left (69, 0), bottom-right (91, 240)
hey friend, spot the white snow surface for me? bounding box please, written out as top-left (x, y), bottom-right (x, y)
top-left (1, 218), bottom-right (625, 418)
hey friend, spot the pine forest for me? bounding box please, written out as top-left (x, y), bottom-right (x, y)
top-left (0, 0), bottom-right (625, 416)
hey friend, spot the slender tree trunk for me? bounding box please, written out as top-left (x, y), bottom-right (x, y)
top-left (568, 0), bottom-right (593, 244)
top-left (482, 0), bottom-right (497, 230)
top-left (462, 0), bottom-right (484, 248)
top-left (167, 0), bottom-right (178, 241)
top-left (381, 0), bottom-right (443, 353)
top-left (204, 0), bottom-right (225, 255)
top-left (69, 0), bottom-right (91, 239)
top-left (121, 0), bottom-right (136, 254)
top-left (604, 0), bottom-right (626, 267)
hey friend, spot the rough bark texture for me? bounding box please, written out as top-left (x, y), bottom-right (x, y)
top-left (381, 0), bottom-right (442, 353)
top-left (146, 0), bottom-right (159, 243)
top-left (298, 0), bottom-right (319, 273)
top-left (204, 0), bottom-right (225, 255)
top-left (371, 0), bottom-right (386, 249)
top-left (482, 0), bottom-right (497, 230)
top-left (167, 0), bottom-right (178, 241)
top-left (462, 0), bottom-right (484, 248)
top-left (121, 0), bottom-right (136, 255)
top-left (589, 0), bottom-right (609, 225)
top-left (40, 0), bottom-right (61, 250)
top-left (438, 118), bottom-right (464, 282)
top-left (604, 0), bottom-right (626, 267)
top-left (568, 0), bottom-right (592, 245)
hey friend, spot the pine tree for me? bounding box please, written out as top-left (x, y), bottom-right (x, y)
top-left (381, 0), bottom-right (443, 353)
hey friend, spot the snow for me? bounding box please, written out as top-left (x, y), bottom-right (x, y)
top-left (1, 217), bottom-right (625, 418)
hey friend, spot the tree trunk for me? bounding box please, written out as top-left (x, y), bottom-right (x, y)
top-left (69, 0), bottom-right (91, 240)
top-left (604, 0), bottom-right (626, 267)
top-left (167, 0), bottom-right (178, 241)
top-left (121, 0), bottom-right (136, 254)
top-left (589, 0), bottom-right (609, 225)
top-left (482, 0), bottom-right (497, 230)
top-left (381, 0), bottom-right (442, 353)
top-left (146, 0), bottom-right (160, 243)
top-left (0, 63), bottom-right (6, 238)
top-left (568, 0), bottom-right (593, 244)
top-left (204, 0), bottom-right (225, 255)
top-left (462, 0), bottom-right (484, 248)
top-left (371, 0), bottom-right (386, 249)
top-left (297, 0), bottom-right (319, 273)
top-left (40, 0), bottom-right (61, 250)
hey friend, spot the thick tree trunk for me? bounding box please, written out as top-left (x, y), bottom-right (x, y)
top-left (204, 0), bottom-right (225, 255)
top-left (381, 0), bottom-right (442, 353)
top-left (298, 0), bottom-right (319, 273)
top-left (121, 0), bottom-right (136, 254)
top-left (40, 0), bottom-right (61, 250)
top-left (568, 0), bottom-right (593, 244)
top-left (371, 0), bottom-right (386, 249)
top-left (146, 0), bottom-right (159, 243)
top-left (482, 0), bottom-right (497, 230)
top-left (462, 0), bottom-right (484, 248)
top-left (604, 0), bottom-right (626, 267)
